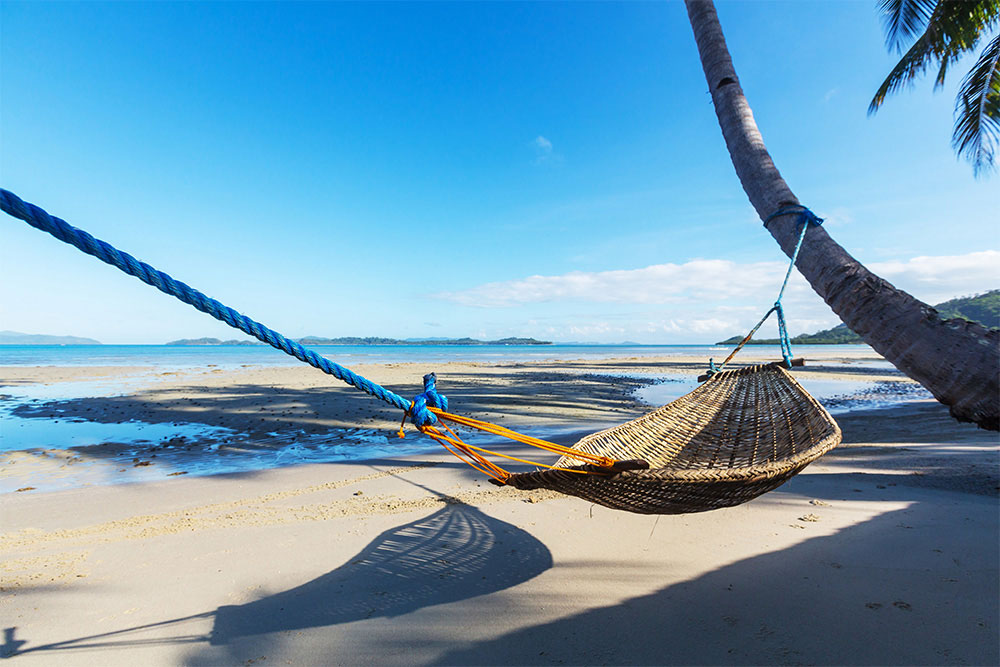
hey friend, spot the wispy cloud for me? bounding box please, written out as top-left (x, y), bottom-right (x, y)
top-left (437, 251), bottom-right (998, 309)
top-left (532, 135), bottom-right (560, 163)
top-left (432, 250), bottom-right (999, 341)
top-left (436, 258), bottom-right (791, 307)
top-left (869, 250), bottom-right (1000, 304)
top-left (821, 206), bottom-right (853, 227)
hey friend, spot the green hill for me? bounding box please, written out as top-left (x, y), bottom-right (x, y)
top-left (716, 289), bottom-right (999, 345)
top-left (0, 330), bottom-right (102, 345)
top-left (166, 335), bottom-right (552, 346)
top-left (933, 290), bottom-right (1000, 328)
top-left (297, 336), bottom-right (551, 346)
top-left (166, 338), bottom-right (262, 346)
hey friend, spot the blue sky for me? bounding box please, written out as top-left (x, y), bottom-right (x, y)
top-left (2, 1), bottom-right (997, 344)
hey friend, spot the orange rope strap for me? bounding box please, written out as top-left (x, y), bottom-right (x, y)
top-left (398, 404), bottom-right (618, 484)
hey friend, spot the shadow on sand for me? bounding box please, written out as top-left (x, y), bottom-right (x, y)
top-left (426, 456), bottom-right (998, 666)
top-left (185, 432), bottom-right (998, 666)
top-left (209, 499), bottom-right (552, 644)
top-left (2, 499), bottom-right (552, 661)
top-left (5, 405), bottom-right (995, 665)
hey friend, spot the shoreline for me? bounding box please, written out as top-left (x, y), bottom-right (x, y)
top-left (0, 342), bottom-right (883, 369)
top-left (2, 350), bottom-right (925, 494)
top-left (2, 350), bottom-right (932, 493)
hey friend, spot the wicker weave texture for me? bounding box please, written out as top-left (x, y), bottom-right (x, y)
top-left (505, 364), bottom-right (841, 514)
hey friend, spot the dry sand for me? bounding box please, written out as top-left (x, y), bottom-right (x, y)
top-left (1, 351), bottom-right (997, 665)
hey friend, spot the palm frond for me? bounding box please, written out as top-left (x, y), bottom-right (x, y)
top-left (953, 34), bottom-right (1000, 175)
top-left (931, 0), bottom-right (1000, 88)
top-left (878, 0), bottom-right (937, 52)
top-left (870, 0), bottom-right (1000, 112)
top-left (870, 20), bottom-right (943, 112)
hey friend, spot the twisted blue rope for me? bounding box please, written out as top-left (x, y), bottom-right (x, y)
top-left (764, 206), bottom-right (822, 367)
top-left (766, 206), bottom-right (823, 309)
top-left (0, 188), bottom-right (441, 427)
top-left (706, 205), bottom-right (823, 375)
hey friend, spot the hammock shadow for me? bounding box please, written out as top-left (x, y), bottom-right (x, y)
top-left (4, 501), bottom-right (551, 660)
top-left (208, 499), bottom-right (551, 645)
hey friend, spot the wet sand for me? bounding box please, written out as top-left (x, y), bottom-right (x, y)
top-left (0, 348), bottom-right (916, 490)
top-left (1, 351), bottom-right (997, 664)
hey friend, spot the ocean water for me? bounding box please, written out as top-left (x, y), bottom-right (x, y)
top-left (0, 343), bottom-right (881, 368)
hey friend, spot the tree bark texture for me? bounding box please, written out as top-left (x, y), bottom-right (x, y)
top-left (684, 0), bottom-right (998, 430)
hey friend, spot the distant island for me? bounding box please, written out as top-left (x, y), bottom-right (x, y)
top-left (0, 330), bottom-right (102, 345)
top-left (717, 289), bottom-right (1000, 345)
top-left (298, 336), bottom-right (551, 346)
top-left (167, 336), bottom-right (552, 346)
top-left (165, 338), bottom-right (264, 346)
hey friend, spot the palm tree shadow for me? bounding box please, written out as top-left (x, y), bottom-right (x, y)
top-left (210, 500), bottom-right (552, 645)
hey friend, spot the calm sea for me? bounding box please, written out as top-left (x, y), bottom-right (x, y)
top-left (0, 343), bottom-right (877, 368)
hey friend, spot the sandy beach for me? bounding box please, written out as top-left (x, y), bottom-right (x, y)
top-left (1, 350), bottom-right (997, 665)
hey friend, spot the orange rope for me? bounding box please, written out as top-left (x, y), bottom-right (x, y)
top-left (421, 423), bottom-right (511, 482)
top-left (400, 405), bottom-right (620, 483)
top-left (428, 408), bottom-right (616, 466)
top-left (422, 424), bottom-right (604, 476)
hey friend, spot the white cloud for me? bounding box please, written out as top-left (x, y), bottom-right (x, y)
top-left (869, 250), bottom-right (1000, 304)
top-left (437, 251), bottom-right (998, 309)
top-left (532, 135), bottom-right (561, 164)
top-left (688, 318), bottom-right (735, 334)
top-left (820, 206), bottom-right (853, 227)
top-left (567, 322), bottom-right (626, 337)
top-left (435, 258), bottom-right (788, 307)
top-left (431, 250), bottom-right (999, 342)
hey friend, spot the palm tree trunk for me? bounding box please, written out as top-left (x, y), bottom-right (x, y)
top-left (684, 0), bottom-right (999, 431)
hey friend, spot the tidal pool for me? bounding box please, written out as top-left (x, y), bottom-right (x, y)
top-left (635, 372), bottom-right (932, 414)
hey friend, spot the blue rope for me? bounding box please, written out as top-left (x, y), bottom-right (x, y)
top-left (0, 188), bottom-right (442, 427)
top-left (706, 205), bottom-right (822, 376)
top-left (411, 372), bottom-right (449, 422)
top-left (768, 206), bottom-right (823, 308)
top-left (775, 303), bottom-right (792, 367)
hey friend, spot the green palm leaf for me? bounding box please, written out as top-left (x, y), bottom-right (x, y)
top-left (878, 0), bottom-right (937, 52)
top-left (870, 0), bottom-right (999, 113)
top-left (954, 34), bottom-right (1000, 175)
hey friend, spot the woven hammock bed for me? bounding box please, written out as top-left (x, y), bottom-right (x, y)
top-left (503, 362), bottom-right (842, 515)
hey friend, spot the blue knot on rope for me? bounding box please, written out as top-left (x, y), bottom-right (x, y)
top-left (763, 205), bottom-right (824, 229)
top-left (408, 373), bottom-right (449, 427)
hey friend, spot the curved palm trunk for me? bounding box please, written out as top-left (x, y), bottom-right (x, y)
top-left (684, 0), bottom-right (999, 431)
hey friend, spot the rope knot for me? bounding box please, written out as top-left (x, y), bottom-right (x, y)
top-left (408, 373), bottom-right (449, 427)
top-left (763, 205), bottom-right (824, 229)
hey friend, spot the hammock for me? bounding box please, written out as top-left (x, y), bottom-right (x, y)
top-left (1, 189), bottom-right (840, 514)
top-left (503, 362), bottom-right (841, 514)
